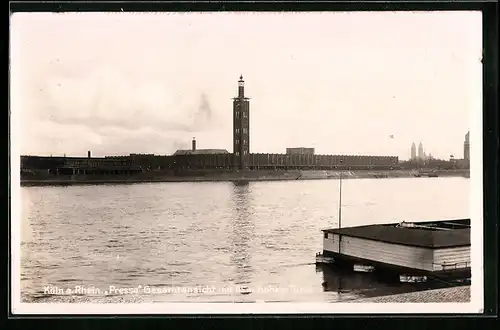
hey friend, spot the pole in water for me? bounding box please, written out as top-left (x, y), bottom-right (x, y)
top-left (337, 160), bottom-right (343, 296)
top-left (338, 160), bottom-right (343, 255)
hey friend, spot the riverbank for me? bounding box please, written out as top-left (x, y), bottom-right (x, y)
top-left (21, 285), bottom-right (471, 304)
top-left (347, 285), bottom-right (471, 303)
top-left (20, 169), bottom-right (470, 187)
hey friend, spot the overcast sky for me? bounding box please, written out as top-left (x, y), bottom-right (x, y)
top-left (11, 11), bottom-right (482, 160)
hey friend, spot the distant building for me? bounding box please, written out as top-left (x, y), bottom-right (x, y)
top-left (173, 137), bottom-right (229, 156)
top-left (418, 142), bottom-right (424, 161)
top-left (464, 131), bottom-right (470, 161)
top-left (411, 143), bottom-right (416, 160)
top-left (286, 147), bottom-right (315, 155)
top-left (173, 149), bottom-right (230, 156)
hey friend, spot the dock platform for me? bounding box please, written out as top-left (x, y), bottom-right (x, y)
top-left (320, 219), bottom-right (471, 279)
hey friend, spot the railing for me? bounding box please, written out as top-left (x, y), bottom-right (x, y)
top-left (433, 261), bottom-right (470, 271)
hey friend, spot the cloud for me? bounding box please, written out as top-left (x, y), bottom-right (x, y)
top-left (192, 93), bottom-right (212, 128)
top-left (17, 58), bottom-right (230, 155)
top-left (32, 65), bottom-right (224, 134)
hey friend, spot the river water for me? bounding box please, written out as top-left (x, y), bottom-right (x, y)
top-left (20, 177), bottom-right (469, 303)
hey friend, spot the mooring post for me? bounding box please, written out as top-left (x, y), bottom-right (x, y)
top-left (338, 159), bottom-right (343, 255)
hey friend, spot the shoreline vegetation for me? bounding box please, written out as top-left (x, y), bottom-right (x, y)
top-left (20, 169), bottom-right (470, 187)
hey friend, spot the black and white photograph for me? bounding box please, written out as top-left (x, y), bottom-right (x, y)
top-left (10, 10), bottom-right (484, 314)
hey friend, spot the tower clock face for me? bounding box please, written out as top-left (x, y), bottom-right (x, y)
top-left (238, 81), bottom-right (244, 87)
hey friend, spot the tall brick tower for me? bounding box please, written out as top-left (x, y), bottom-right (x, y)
top-left (233, 75), bottom-right (250, 170)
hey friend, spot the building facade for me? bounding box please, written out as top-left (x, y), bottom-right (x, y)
top-left (286, 147), bottom-right (315, 155)
top-left (21, 154), bottom-right (142, 177)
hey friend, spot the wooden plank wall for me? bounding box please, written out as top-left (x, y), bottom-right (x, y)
top-left (324, 234), bottom-right (435, 271)
top-left (432, 246), bottom-right (470, 271)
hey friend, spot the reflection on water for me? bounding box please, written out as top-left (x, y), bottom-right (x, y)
top-left (230, 182), bottom-right (254, 288)
top-left (316, 264), bottom-right (454, 301)
top-left (20, 177), bottom-right (469, 303)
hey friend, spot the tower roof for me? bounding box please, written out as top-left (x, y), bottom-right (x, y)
top-left (173, 149), bottom-right (229, 156)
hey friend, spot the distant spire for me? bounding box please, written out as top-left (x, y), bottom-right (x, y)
top-left (410, 142), bottom-right (417, 160)
top-left (418, 142), bottom-right (424, 160)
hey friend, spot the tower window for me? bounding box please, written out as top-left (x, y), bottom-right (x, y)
top-left (243, 128), bottom-right (247, 134)
top-left (236, 111), bottom-right (240, 118)
top-left (236, 140), bottom-right (240, 144)
top-left (243, 140), bottom-right (247, 145)
top-left (235, 152), bottom-right (240, 156)
top-left (236, 128), bottom-right (240, 134)
top-left (243, 150), bottom-right (247, 155)
top-left (243, 112), bottom-right (247, 118)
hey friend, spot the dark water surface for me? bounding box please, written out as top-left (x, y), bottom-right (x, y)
top-left (20, 177), bottom-right (469, 303)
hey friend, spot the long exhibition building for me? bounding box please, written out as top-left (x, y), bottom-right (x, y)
top-left (21, 76), bottom-right (398, 176)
